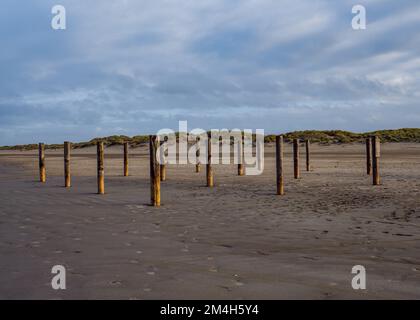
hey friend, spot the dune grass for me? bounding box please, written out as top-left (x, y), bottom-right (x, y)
top-left (1, 128), bottom-right (420, 150)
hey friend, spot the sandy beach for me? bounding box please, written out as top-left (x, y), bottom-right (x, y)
top-left (0, 142), bottom-right (419, 299)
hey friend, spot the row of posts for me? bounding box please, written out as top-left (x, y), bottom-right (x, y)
top-left (275, 137), bottom-right (310, 195)
top-left (37, 135), bottom-right (380, 207)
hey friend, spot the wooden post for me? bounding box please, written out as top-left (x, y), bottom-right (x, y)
top-left (206, 134), bottom-right (214, 187)
top-left (372, 136), bottom-right (380, 185)
top-left (366, 137), bottom-right (372, 175)
top-left (123, 142), bottom-right (129, 177)
top-left (64, 141), bottom-right (71, 188)
top-left (276, 135), bottom-right (284, 195)
top-left (196, 137), bottom-right (201, 173)
top-left (305, 139), bottom-right (310, 172)
top-left (38, 143), bottom-right (46, 183)
top-left (149, 135), bottom-right (161, 206)
top-left (293, 138), bottom-right (300, 179)
top-left (97, 142), bottom-right (105, 194)
top-left (238, 133), bottom-right (244, 176)
top-left (160, 140), bottom-right (166, 181)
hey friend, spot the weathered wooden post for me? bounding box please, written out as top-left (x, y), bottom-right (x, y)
top-left (123, 142), bottom-right (129, 177)
top-left (149, 135), bottom-right (161, 206)
top-left (238, 132), bottom-right (244, 176)
top-left (293, 138), bottom-right (300, 179)
top-left (97, 141), bottom-right (105, 194)
top-left (276, 135), bottom-right (284, 195)
top-left (64, 141), bottom-right (71, 188)
top-left (38, 143), bottom-right (46, 183)
top-left (305, 139), bottom-right (310, 172)
top-left (366, 137), bottom-right (372, 175)
top-left (196, 137), bottom-right (201, 173)
top-left (160, 140), bottom-right (166, 181)
top-left (206, 133), bottom-right (214, 187)
top-left (372, 136), bottom-right (380, 185)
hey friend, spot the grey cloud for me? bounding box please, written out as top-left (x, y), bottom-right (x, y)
top-left (1, 0), bottom-right (420, 145)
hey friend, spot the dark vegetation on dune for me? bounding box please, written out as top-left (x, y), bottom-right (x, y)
top-left (1, 128), bottom-right (420, 151)
top-left (265, 128), bottom-right (420, 144)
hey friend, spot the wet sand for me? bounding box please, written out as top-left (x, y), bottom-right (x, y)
top-left (0, 142), bottom-right (419, 299)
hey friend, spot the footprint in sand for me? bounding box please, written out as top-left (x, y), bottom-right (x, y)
top-left (232, 275), bottom-right (244, 286)
top-left (218, 286), bottom-right (232, 292)
top-left (109, 280), bottom-right (122, 287)
top-left (31, 241), bottom-right (40, 247)
top-left (146, 266), bottom-right (157, 276)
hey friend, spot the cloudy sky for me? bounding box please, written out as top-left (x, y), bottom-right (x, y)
top-left (1, 0), bottom-right (420, 145)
